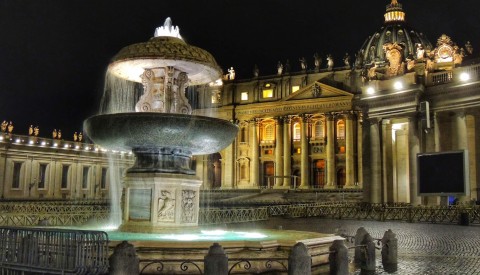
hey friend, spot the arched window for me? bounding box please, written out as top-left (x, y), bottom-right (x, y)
top-left (313, 120), bottom-right (324, 139)
top-left (293, 122), bottom-right (301, 140)
top-left (337, 120), bottom-right (345, 140)
top-left (263, 122), bottom-right (275, 141)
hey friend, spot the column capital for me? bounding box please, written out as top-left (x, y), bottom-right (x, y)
top-left (299, 114), bottom-right (313, 123)
top-left (325, 113), bottom-right (335, 121)
top-left (283, 115), bottom-right (294, 124)
top-left (274, 116), bottom-right (284, 124)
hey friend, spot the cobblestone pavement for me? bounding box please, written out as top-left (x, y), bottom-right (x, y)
top-left (231, 217), bottom-right (480, 274)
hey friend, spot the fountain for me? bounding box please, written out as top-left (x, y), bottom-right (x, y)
top-left (83, 18), bottom-right (341, 273)
top-left (84, 18), bottom-right (238, 232)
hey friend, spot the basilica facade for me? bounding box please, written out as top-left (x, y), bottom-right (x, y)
top-left (194, 0), bottom-right (480, 205)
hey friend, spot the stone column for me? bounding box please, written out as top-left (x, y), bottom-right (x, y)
top-left (250, 119), bottom-right (260, 187)
top-left (300, 115), bottom-right (309, 188)
top-left (408, 117), bottom-right (421, 205)
top-left (381, 120), bottom-right (393, 203)
top-left (283, 117), bottom-right (292, 188)
top-left (357, 114), bottom-right (363, 188)
top-left (326, 114), bottom-right (335, 188)
top-left (345, 113), bottom-right (355, 187)
top-left (454, 112), bottom-right (471, 202)
top-left (274, 117), bottom-right (284, 187)
top-left (369, 118), bottom-right (382, 203)
top-left (222, 143), bottom-right (234, 189)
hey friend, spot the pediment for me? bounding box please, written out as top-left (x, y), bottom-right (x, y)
top-left (281, 81), bottom-right (353, 101)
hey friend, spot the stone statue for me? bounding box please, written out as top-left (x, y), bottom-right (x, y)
top-left (1, 120), bottom-right (8, 132)
top-left (78, 132), bottom-right (83, 142)
top-left (453, 45), bottom-right (463, 65)
top-left (157, 190), bottom-right (175, 221)
top-left (34, 126), bottom-right (39, 136)
top-left (58, 130), bottom-right (62, 140)
top-left (343, 53), bottom-right (350, 67)
top-left (285, 59), bottom-right (291, 73)
top-left (7, 121), bottom-right (13, 133)
top-left (73, 132), bottom-right (78, 142)
top-left (277, 61), bottom-right (283, 75)
top-left (416, 43), bottom-right (425, 60)
top-left (326, 54), bottom-right (334, 70)
top-left (299, 57), bottom-right (307, 70)
top-left (228, 67), bottom-right (235, 80)
top-left (28, 125), bottom-right (34, 136)
top-left (253, 64), bottom-right (259, 77)
top-left (313, 53), bottom-right (322, 70)
top-left (465, 41), bottom-right (473, 55)
top-left (52, 129), bottom-right (57, 139)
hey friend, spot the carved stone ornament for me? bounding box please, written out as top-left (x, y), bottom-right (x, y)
top-left (181, 190), bottom-right (196, 223)
top-left (157, 189), bottom-right (175, 222)
top-left (312, 84), bottom-right (321, 98)
top-left (383, 43), bottom-right (405, 77)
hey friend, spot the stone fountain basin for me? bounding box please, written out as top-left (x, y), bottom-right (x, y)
top-left (83, 112), bottom-right (238, 155)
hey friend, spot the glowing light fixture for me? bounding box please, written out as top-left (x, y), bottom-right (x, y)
top-left (459, 72), bottom-right (470, 82)
top-left (64, 144), bottom-right (69, 148)
top-left (15, 139), bottom-right (20, 143)
top-left (394, 81), bottom-right (403, 90)
top-left (0, 136), bottom-right (4, 141)
top-left (29, 140), bottom-right (34, 145)
top-left (41, 141), bottom-right (46, 146)
top-left (75, 145), bottom-right (80, 149)
top-left (366, 87), bottom-right (375, 95)
top-left (53, 143), bottom-right (58, 147)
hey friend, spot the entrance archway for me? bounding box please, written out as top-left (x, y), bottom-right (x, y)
top-left (263, 161), bottom-right (274, 188)
top-left (313, 159), bottom-right (326, 188)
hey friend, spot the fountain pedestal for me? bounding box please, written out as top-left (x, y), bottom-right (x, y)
top-left (120, 172), bottom-right (201, 232)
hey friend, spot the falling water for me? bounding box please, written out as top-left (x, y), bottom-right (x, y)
top-left (99, 70), bottom-right (142, 115)
top-left (107, 155), bottom-right (122, 228)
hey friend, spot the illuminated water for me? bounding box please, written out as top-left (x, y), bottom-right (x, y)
top-left (106, 229), bottom-right (269, 242)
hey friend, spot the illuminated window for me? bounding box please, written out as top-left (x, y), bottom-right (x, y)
top-left (211, 91), bottom-right (221, 104)
top-left (38, 164), bottom-right (47, 189)
top-left (337, 120), bottom-right (345, 140)
top-left (293, 122), bottom-right (301, 140)
top-left (262, 89), bottom-right (273, 98)
top-left (61, 165), bottom-right (70, 189)
top-left (314, 120), bottom-right (324, 139)
top-left (292, 86), bottom-right (300, 93)
top-left (241, 92), bottom-right (248, 101)
top-left (12, 162), bottom-right (22, 189)
top-left (263, 123), bottom-right (275, 141)
top-left (82, 167), bottom-right (90, 189)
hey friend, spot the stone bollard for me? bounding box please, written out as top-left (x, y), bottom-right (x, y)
top-left (204, 242), bottom-right (228, 275)
top-left (329, 239), bottom-right (348, 275)
top-left (288, 242), bottom-right (311, 275)
top-left (109, 241), bottom-right (139, 275)
top-left (354, 227), bottom-right (368, 265)
top-left (381, 229), bottom-right (398, 272)
top-left (361, 233), bottom-right (376, 273)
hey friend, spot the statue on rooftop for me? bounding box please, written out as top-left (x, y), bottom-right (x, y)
top-left (74, 132), bottom-right (78, 142)
top-left (343, 53), bottom-right (351, 68)
top-left (1, 120), bottom-right (7, 132)
top-left (253, 64), bottom-right (259, 77)
top-left (228, 67), bottom-right (235, 80)
top-left (58, 130), bottom-right (62, 140)
top-left (299, 57), bottom-right (307, 70)
top-left (327, 54), bottom-right (334, 71)
top-left (52, 129), bottom-right (57, 139)
top-left (7, 122), bottom-right (13, 133)
top-left (416, 44), bottom-right (425, 60)
top-left (29, 125), bottom-right (34, 136)
top-left (314, 53), bottom-right (322, 70)
top-left (277, 61), bottom-right (283, 75)
top-left (285, 59), bottom-right (291, 73)
top-left (465, 41), bottom-right (473, 55)
top-left (34, 126), bottom-right (39, 136)
top-left (78, 132), bottom-right (83, 142)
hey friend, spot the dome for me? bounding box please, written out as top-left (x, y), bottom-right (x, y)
top-left (355, 0), bottom-right (433, 68)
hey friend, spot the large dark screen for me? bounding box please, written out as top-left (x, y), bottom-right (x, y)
top-left (417, 151), bottom-right (467, 195)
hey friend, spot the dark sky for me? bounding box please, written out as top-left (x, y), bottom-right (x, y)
top-left (0, 0), bottom-right (479, 139)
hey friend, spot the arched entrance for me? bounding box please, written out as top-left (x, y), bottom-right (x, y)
top-left (313, 159), bottom-right (326, 188)
top-left (263, 161), bottom-right (274, 188)
top-left (337, 168), bottom-right (346, 188)
top-left (208, 153), bottom-right (222, 189)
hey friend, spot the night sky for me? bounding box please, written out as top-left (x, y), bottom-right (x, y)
top-left (0, 0), bottom-right (479, 140)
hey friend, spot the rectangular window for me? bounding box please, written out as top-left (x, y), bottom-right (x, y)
top-left (12, 162), bottom-right (22, 189)
top-left (241, 92), bottom-right (248, 101)
top-left (61, 165), bottom-right (70, 189)
top-left (292, 86), bottom-right (300, 93)
top-left (38, 164), bottom-right (47, 189)
top-left (262, 89), bottom-right (273, 98)
top-left (101, 168), bottom-right (108, 189)
top-left (82, 167), bottom-right (89, 189)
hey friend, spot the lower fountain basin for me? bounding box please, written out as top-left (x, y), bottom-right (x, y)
top-left (83, 112), bottom-right (239, 155)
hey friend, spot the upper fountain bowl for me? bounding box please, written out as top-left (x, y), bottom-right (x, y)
top-left (108, 36), bottom-right (222, 85)
top-left (83, 112), bottom-right (239, 155)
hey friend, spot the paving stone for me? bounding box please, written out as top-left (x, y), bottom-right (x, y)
top-left (232, 217), bottom-right (480, 274)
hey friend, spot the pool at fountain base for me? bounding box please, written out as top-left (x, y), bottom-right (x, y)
top-left (107, 229), bottom-right (343, 274)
